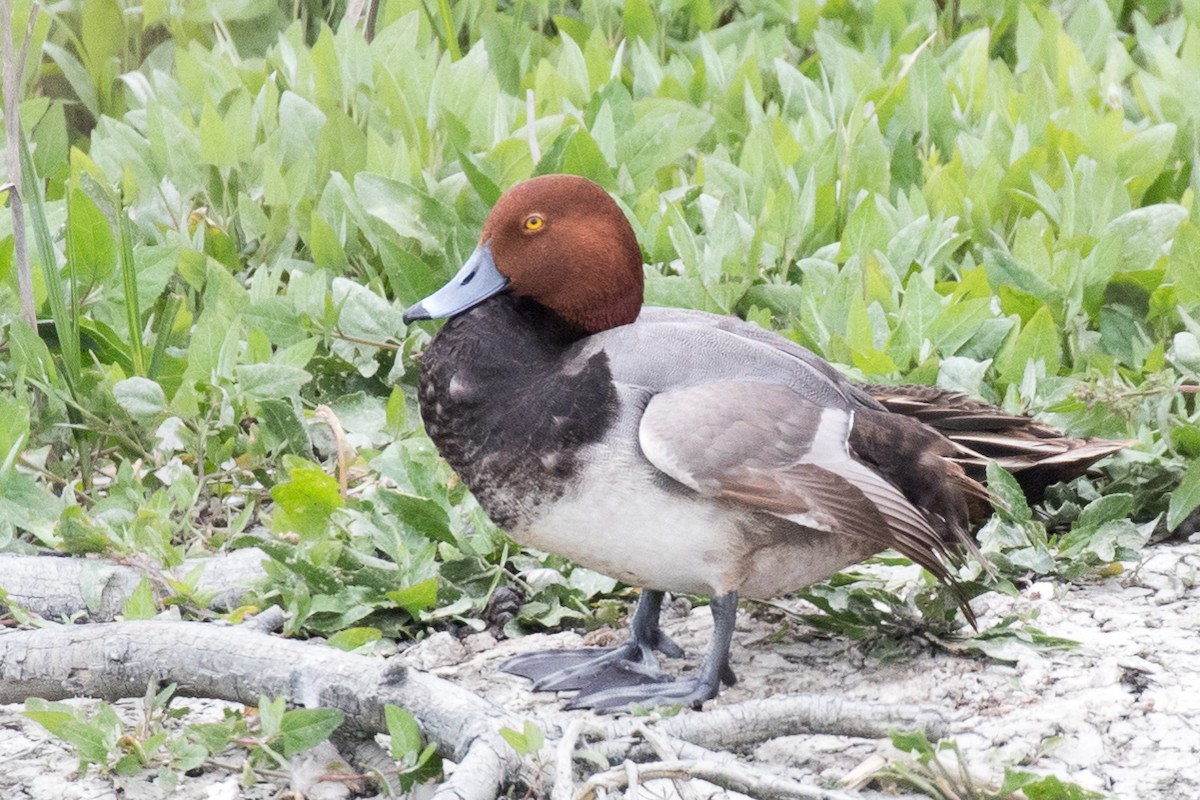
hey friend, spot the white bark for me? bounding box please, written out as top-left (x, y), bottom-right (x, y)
top-left (0, 616), bottom-right (950, 798)
top-left (0, 619), bottom-right (524, 799)
top-left (0, 549), bottom-right (268, 621)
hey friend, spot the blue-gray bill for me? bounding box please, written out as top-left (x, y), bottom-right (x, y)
top-left (402, 241), bottom-right (510, 324)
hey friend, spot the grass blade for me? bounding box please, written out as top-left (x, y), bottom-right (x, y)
top-left (116, 199), bottom-right (145, 376)
top-left (19, 128), bottom-right (80, 389)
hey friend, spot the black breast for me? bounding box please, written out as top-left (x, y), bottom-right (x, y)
top-left (417, 295), bottom-right (619, 530)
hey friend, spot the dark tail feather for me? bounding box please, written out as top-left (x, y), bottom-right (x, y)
top-left (864, 384), bottom-right (1131, 504)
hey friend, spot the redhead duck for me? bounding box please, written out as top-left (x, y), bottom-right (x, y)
top-left (402, 175), bottom-right (1126, 711)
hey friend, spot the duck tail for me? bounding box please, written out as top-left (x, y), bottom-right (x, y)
top-left (864, 384), bottom-right (1131, 505)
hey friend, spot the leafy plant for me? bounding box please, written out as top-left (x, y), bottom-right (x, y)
top-left (874, 730), bottom-right (1105, 800)
top-left (3, 0), bottom-right (1200, 786)
top-left (499, 719), bottom-right (545, 756)
top-left (385, 704), bottom-right (442, 789)
top-left (23, 686), bottom-right (357, 787)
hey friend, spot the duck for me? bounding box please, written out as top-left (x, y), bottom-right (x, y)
top-left (401, 174), bottom-right (1127, 711)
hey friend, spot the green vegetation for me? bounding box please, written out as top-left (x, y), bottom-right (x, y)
top-left (23, 685), bottom-right (435, 791)
top-left (2, 0), bottom-right (1199, 789)
top-left (877, 730), bottom-right (1105, 800)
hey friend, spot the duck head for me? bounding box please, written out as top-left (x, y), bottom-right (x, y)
top-left (402, 175), bottom-right (644, 333)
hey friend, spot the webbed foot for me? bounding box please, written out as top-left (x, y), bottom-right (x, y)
top-left (499, 589), bottom-right (683, 691)
top-left (503, 590), bottom-right (741, 713)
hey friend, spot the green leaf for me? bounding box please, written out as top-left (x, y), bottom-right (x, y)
top-left (1167, 221), bottom-right (1200, 313)
top-left (42, 43), bottom-right (99, 118)
top-left (984, 249), bottom-right (1062, 316)
top-left (113, 377), bottom-right (166, 421)
top-left (122, 577), bottom-right (158, 620)
top-left (67, 187), bottom-right (116, 287)
top-left (622, 0), bottom-right (657, 44)
top-left (617, 99), bottom-right (713, 184)
top-left (81, 0), bottom-right (123, 77)
top-left (379, 490), bottom-right (453, 544)
top-left (1117, 123), bottom-right (1176, 201)
top-left (257, 398), bottom-right (312, 455)
top-left (325, 627), bottom-right (382, 651)
top-left (1004, 771), bottom-right (1105, 800)
top-left (233, 364), bottom-right (312, 401)
top-left (385, 704), bottom-right (423, 760)
top-left (987, 462), bottom-right (1032, 525)
top-left (888, 729), bottom-right (936, 757)
top-left (1076, 493), bottom-right (1135, 531)
top-left (170, 739), bottom-right (209, 773)
top-left (1167, 458), bottom-right (1200, 532)
top-left (60, 718), bottom-right (116, 766)
top-left (277, 707), bottom-right (345, 757)
top-left (499, 720), bottom-right (544, 755)
top-left (257, 696), bottom-right (286, 739)
top-left (387, 577), bottom-right (439, 616)
top-left (354, 174), bottom-right (440, 250)
top-left (0, 394), bottom-right (30, 471)
top-left (269, 458), bottom-right (344, 540)
top-left (23, 700), bottom-right (78, 738)
top-left (998, 304), bottom-right (1061, 382)
top-left (1100, 204), bottom-right (1187, 273)
top-left (198, 102), bottom-right (235, 168)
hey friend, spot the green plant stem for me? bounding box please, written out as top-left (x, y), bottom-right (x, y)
top-left (117, 201), bottom-right (146, 376)
top-left (332, 328), bottom-right (402, 351)
top-left (20, 132), bottom-right (81, 389)
top-left (148, 292), bottom-right (183, 381)
top-left (19, 128), bottom-right (98, 487)
top-left (29, 379), bottom-right (152, 462)
top-left (433, 0), bottom-right (461, 60)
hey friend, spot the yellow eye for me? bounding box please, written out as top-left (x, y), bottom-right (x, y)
top-left (523, 214), bottom-right (545, 232)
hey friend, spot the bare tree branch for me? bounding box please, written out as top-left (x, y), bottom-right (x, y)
top-left (0, 619), bottom-right (526, 798)
top-left (0, 549), bottom-right (269, 621)
top-left (574, 758), bottom-right (859, 800)
top-left (589, 695), bottom-right (948, 762)
top-left (0, 612), bottom-right (962, 799)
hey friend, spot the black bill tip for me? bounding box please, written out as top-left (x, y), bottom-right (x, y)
top-left (401, 302), bottom-right (431, 325)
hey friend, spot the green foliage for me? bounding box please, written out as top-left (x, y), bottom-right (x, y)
top-left (3, 0), bottom-right (1200, 782)
top-left (24, 686), bottom-right (353, 785)
top-left (385, 704), bottom-right (442, 787)
top-left (499, 719), bottom-right (545, 756)
top-left (877, 729), bottom-right (1104, 800)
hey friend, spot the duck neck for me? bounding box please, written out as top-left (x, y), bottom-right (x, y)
top-left (417, 292), bottom-right (619, 531)
top-left (508, 295), bottom-right (593, 348)
top-left (435, 294), bottom-right (589, 364)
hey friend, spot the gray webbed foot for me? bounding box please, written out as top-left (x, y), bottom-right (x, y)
top-left (499, 589), bottom-right (682, 691)
top-left (502, 590), bottom-right (741, 713)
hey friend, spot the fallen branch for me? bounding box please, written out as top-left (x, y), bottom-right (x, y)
top-left (0, 617), bottom-right (956, 798)
top-left (0, 549), bottom-right (268, 621)
top-left (574, 758), bottom-right (857, 800)
top-left (0, 619), bottom-right (524, 800)
top-left (589, 694), bottom-right (947, 763)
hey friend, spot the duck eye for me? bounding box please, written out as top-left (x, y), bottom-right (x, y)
top-left (523, 214), bottom-right (545, 232)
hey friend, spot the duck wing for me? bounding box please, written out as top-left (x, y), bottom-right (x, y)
top-left (637, 380), bottom-right (973, 588)
top-left (634, 309), bottom-right (1126, 503)
top-left (635, 306), bottom-right (883, 410)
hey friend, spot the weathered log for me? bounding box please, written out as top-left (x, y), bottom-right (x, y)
top-left (0, 549), bottom-right (269, 621)
top-left (0, 619), bottom-right (523, 800)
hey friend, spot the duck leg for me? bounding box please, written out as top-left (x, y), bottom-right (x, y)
top-left (500, 589), bottom-right (685, 692)
top-left (567, 592), bottom-right (740, 712)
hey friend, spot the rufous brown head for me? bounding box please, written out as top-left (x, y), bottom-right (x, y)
top-left (403, 175), bottom-right (644, 333)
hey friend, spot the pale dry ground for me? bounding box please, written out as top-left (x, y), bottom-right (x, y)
top-left (1, 535), bottom-right (1196, 799)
